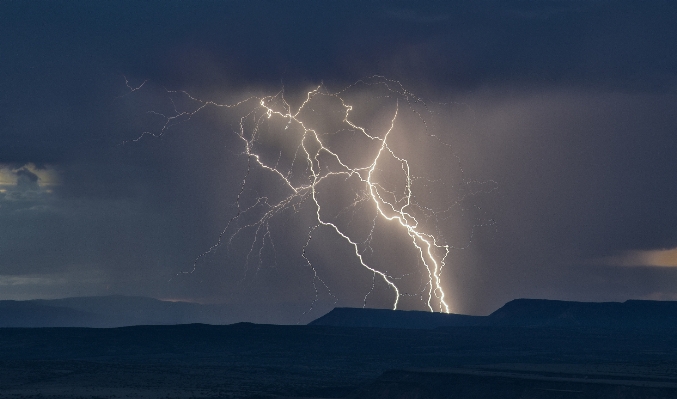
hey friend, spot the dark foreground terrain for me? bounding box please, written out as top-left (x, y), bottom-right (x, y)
top-left (2, 321), bottom-right (677, 398)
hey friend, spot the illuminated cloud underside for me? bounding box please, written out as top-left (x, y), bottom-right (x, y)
top-left (0, 164), bottom-right (60, 188)
top-left (604, 247), bottom-right (677, 268)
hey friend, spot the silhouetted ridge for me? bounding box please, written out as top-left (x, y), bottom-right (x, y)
top-left (310, 299), bottom-right (677, 330)
top-left (308, 307), bottom-right (486, 329)
top-left (490, 298), bottom-right (677, 329)
top-left (6, 297), bottom-right (677, 329)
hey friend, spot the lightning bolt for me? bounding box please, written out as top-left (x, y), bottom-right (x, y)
top-left (125, 76), bottom-right (496, 314)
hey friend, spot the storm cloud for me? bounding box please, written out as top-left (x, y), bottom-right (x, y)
top-left (1, 1), bottom-right (676, 320)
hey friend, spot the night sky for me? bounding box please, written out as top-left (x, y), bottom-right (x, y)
top-left (2, 0), bottom-right (677, 322)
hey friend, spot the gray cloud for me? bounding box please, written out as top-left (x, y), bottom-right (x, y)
top-left (1, 1), bottom-right (676, 321)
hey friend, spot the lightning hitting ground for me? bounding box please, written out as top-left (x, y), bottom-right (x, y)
top-left (124, 76), bottom-right (496, 315)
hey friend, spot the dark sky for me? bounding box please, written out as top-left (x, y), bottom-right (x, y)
top-left (1, 0), bottom-right (677, 322)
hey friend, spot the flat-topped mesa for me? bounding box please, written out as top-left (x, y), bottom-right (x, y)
top-left (489, 298), bottom-right (677, 329)
top-left (309, 299), bottom-right (677, 330)
top-left (308, 307), bottom-right (486, 329)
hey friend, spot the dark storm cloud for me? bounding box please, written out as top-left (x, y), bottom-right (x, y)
top-left (1, 0), bottom-right (677, 319)
top-left (2, 1), bottom-right (674, 159)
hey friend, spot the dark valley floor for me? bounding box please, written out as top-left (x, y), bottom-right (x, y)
top-left (2, 321), bottom-right (677, 398)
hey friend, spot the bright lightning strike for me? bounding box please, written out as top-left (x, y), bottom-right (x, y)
top-left (124, 76), bottom-right (496, 315)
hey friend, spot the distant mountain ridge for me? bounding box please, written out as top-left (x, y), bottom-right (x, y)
top-left (309, 299), bottom-right (677, 330)
top-left (0, 296), bottom-right (305, 327)
top-left (0, 296), bottom-right (224, 328)
top-left (0, 300), bottom-right (102, 328)
top-left (3, 296), bottom-right (677, 329)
